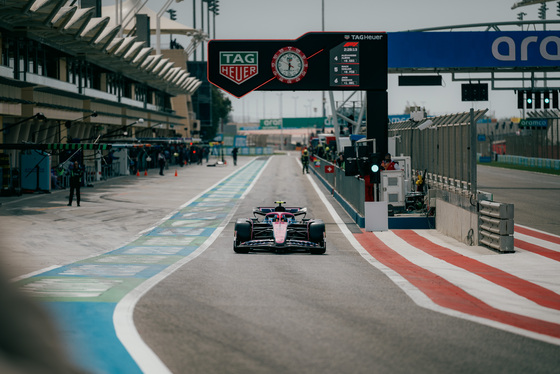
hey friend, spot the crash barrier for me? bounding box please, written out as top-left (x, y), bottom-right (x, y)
top-left (479, 200), bottom-right (514, 253)
top-left (311, 157), bottom-right (366, 226)
top-left (84, 165), bottom-right (97, 186)
top-left (57, 173), bottom-right (69, 189)
top-left (422, 172), bottom-right (470, 194)
top-left (497, 155), bottom-right (560, 170)
top-left (100, 161), bottom-right (121, 180)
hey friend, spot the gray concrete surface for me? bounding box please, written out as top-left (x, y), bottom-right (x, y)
top-left (0, 156), bottom-right (252, 279)
top-left (477, 164), bottom-right (560, 235)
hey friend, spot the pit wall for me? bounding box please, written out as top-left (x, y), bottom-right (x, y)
top-left (430, 189), bottom-right (479, 246)
top-left (311, 157), bottom-right (480, 244)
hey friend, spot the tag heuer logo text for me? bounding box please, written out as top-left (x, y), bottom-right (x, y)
top-left (219, 51), bottom-right (258, 85)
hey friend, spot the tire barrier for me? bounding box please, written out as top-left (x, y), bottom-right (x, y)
top-left (479, 200), bottom-right (514, 253)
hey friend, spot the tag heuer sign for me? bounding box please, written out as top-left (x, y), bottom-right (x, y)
top-left (219, 51), bottom-right (258, 84)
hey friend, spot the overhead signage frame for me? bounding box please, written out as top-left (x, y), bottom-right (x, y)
top-left (208, 32), bottom-right (388, 98)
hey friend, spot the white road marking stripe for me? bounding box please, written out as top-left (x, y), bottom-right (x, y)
top-left (303, 165), bottom-right (560, 346)
top-left (114, 158), bottom-right (272, 374)
top-left (514, 232), bottom-right (560, 252)
top-left (374, 231), bottom-right (560, 324)
top-left (516, 224), bottom-right (560, 239)
top-left (415, 229), bottom-right (560, 295)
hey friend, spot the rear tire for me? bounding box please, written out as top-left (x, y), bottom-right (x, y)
top-left (234, 241), bottom-right (250, 254)
top-left (310, 245), bottom-right (326, 255)
top-left (234, 219), bottom-right (252, 254)
top-left (309, 220), bottom-right (326, 255)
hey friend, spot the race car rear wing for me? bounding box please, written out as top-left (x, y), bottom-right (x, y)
top-left (253, 207), bottom-right (307, 217)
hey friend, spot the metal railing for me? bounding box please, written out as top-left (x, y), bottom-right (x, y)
top-left (312, 157), bottom-right (366, 217)
top-left (389, 110), bottom-right (488, 195)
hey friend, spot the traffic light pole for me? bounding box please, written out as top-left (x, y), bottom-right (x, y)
top-left (470, 108), bottom-right (477, 197)
top-left (365, 90), bottom-right (388, 202)
top-left (366, 90), bottom-right (388, 159)
top-left (156, 0), bottom-right (176, 54)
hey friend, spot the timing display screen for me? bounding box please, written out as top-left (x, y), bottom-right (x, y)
top-left (330, 41), bottom-right (360, 87)
top-left (208, 32), bottom-right (387, 98)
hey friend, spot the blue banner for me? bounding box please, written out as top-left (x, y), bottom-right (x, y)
top-left (389, 31), bottom-right (560, 69)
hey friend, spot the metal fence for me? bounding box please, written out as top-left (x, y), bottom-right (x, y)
top-left (312, 157), bottom-right (366, 217)
top-left (389, 110), bottom-right (487, 193)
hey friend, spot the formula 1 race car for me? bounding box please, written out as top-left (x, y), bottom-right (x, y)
top-left (234, 201), bottom-right (326, 254)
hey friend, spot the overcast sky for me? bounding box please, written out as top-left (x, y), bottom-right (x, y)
top-left (133, 0), bottom-right (558, 122)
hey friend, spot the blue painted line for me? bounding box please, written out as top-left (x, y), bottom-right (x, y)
top-left (39, 264), bottom-right (169, 279)
top-left (111, 246), bottom-right (199, 256)
top-left (46, 302), bottom-right (142, 374)
top-left (146, 227), bottom-right (215, 237)
top-left (170, 211), bottom-right (228, 220)
top-left (17, 158), bottom-right (270, 374)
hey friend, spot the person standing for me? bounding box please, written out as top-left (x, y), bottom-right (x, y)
top-left (301, 148), bottom-right (310, 174)
top-left (381, 153), bottom-right (400, 170)
top-left (67, 161), bottom-right (83, 206)
top-left (158, 151), bottom-right (166, 176)
top-left (231, 147), bottom-right (238, 166)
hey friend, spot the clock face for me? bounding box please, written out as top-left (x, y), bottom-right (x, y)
top-left (271, 47), bottom-right (308, 84)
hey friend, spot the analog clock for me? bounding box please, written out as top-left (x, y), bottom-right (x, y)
top-left (271, 47), bottom-right (308, 84)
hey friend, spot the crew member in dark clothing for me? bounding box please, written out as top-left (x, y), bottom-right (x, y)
top-left (232, 147), bottom-right (239, 166)
top-left (67, 161), bottom-right (83, 206)
top-left (301, 148), bottom-right (310, 174)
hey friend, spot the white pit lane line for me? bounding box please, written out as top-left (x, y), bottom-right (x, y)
top-left (302, 159), bottom-right (560, 346)
top-left (114, 157), bottom-right (272, 374)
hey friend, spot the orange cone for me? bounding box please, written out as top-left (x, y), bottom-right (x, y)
top-left (136, 170), bottom-right (140, 177)
top-left (144, 170), bottom-right (148, 176)
top-left (175, 169), bottom-right (178, 177)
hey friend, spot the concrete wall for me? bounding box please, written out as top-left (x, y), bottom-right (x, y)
top-left (432, 189), bottom-right (479, 246)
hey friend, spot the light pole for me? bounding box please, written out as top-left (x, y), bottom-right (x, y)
top-left (200, 1), bottom-right (219, 59)
top-left (292, 96), bottom-right (299, 117)
top-left (156, 0), bottom-right (184, 54)
top-left (321, 0), bottom-right (326, 119)
top-left (209, 0), bottom-right (219, 38)
top-left (278, 93), bottom-right (284, 150)
top-left (262, 92), bottom-right (266, 119)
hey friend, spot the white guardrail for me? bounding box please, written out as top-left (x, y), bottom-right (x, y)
top-left (479, 200), bottom-right (514, 253)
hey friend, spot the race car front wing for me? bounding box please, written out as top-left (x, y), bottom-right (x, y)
top-left (237, 238), bottom-right (324, 251)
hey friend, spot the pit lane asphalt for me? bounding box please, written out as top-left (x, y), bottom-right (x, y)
top-left (1, 155), bottom-right (559, 374)
top-left (133, 155), bottom-right (559, 374)
top-left (0, 157), bottom-right (254, 280)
